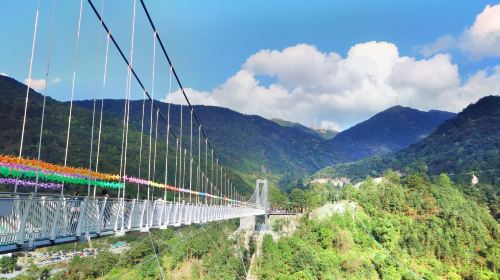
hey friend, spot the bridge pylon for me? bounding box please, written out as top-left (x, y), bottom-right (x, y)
top-left (255, 179), bottom-right (269, 231)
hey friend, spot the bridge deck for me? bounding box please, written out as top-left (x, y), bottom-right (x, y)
top-left (0, 194), bottom-right (264, 253)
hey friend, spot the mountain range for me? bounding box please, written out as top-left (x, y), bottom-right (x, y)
top-left (0, 76), bottom-right (349, 192)
top-left (271, 118), bottom-right (338, 140)
top-left (1, 75), bottom-right (483, 192)
top-left (316, 96), bottom-right (500, 180)
top-left (327, 106), bottom-right (455, 160)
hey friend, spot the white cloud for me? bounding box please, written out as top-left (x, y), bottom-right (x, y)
top-left (163, 87), bottom-right (218, 107)
top-left (23, 78), bottom-right (46, 92)
top-left (162, 42), bottom-right (500, 130)
top-left (51, 77), bottom-right (62, 84)
top-left (389, 54), bottom-right (460, 92)
top-left (460, 4), bottom-right (500, 59)
top-left (416, 35), bottom-right (455, 57)
top-left (320, 120), bottom-right (341, 131)
top-left (0, 72), bottom-right (8, 77)
top-left (417, 4), bottom-right (500, 59)
top-left (243, 44), bottom-right (341, 89)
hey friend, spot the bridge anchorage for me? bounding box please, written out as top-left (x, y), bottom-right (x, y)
top-left (0, 179), bottom-right (268, 253)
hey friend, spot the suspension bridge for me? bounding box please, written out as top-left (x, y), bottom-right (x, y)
top-left (0, 0), bottom-right (269, 253)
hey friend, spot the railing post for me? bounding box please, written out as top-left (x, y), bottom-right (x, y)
top-left (150, 200), bottom-right (157, 228)
top-left (158, 200), bottom-right (165, 228)
top-left (184, 203), bottom-right (190, 225)
top-left (127, 199), bottom-right (136, 230)
top-left (97, 197), bottom-right (107, 234)
top-left (40, 196), bottom-right (48, 239)
top-left (165, 202), bottom-right (172, 227)
top-left (50, 196), bottom-right (64, 241)
top-left (140, 200), bottom-right (149, 232)
top-left (17, 194), bottom-right (33, 246)
top-left (179, 201), bottom-right (185, 225)
top-left (76, 197), bottom-right (88, 237)
top-left (173, 202), bottom-right (180, 227)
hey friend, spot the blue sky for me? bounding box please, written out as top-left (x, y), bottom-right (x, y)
top-left (1, 0), bottom-right (499, 129)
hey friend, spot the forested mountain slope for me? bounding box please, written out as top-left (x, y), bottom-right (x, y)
top-left (328, 106), bottom-right (454, 160)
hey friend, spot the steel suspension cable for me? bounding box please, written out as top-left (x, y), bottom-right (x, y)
top-left (87, 0), bottom-right (245, 202)
top-left (34, 0), bottom-right (57, 196)
top-left (18, 0), bottom-right (40, 159)
top-left (189, 109), bottom-right (193, 204)
top-left (163, 67), bottom-right (173, 201)
top-left (148, 230), bottom-right (165, 280)
top-left (88, 0), bottom-right (106, 197)
top-left (16, 0), bottom-right (41, 194)
top-left (152, 109), bottom-right (159, 199)
top-left (237, 228), bottom-right (248, 276)
top-left (137, 89), bottom-right (146, 200)
top-left (179, 104), bottom-right (183, 201)
top-left (138, 1), bottom-right (243, 202)
top-left (183, 148), bottom-right (187, 201)
top-left (199, 226), bottom-right (244, 280)
top-left (94, 32), bottom-right (110, 197)
top-left (63, 0), bottom-right (84, 195)
top-left (198, 124), bottom-right (201, 203)
top-left (175, 138), bottom-right (179, 203)
top-left (138, 0), bottom-right (222, 161)
top-left (211, 150), bottom-right (214, 205)
top-left (119, 0), bottom-right (138, 231)
top-left (147, 32), bottom-right (157, 201)
top-left (205, 138), bottom-right (208, 204)
top-left (87, 0), bottom-right (181, 144)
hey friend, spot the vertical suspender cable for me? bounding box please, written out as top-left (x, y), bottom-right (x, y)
top-left (63, 0), bottom-right (84, 195)
top-left (138, 0), bottom-right (237, 202)
top-left (137, 90), bottom-right (146, 200)
top-left (205, 138), bottom-right (208, 204)
top-left (183, 149), bottom-right (187, 201)
top-left (189, 109), bottom-right (193, 204)
top-left (163, 67), bottom-right (172, 201)
top-left (94, 32), bottom-right (110, 198)
top-left (163, 120), bottom-right (169, 201)
top-left (211, 150), bottom-right (214, 204)
top-left (148, 32), bottom-right (157, 201)
top-left (16, 0), bottom-right (41, 193)
top-left (219, 166), bottom-right (224, 205)
top-left (152, 109), bottom-right (159, 199)
top-left (87, 0), bottom-right (241, 204)
top-left (119, 0), bottom-right (138, 230)
top-left (179, 105), bottom-right (183, 201)
top-left (175, 139), bottom-right (179, 203)
top-left (198, 125), bottom-right (201, 203)
top-left (34, 0), bottom-right (57, 196)
top-left (88, 0), bottom-right (105, 197)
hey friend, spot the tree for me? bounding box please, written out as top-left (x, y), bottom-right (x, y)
top-left (290, 188), bottom-right (306, 212)
top-left (0, 257), bottom-right (16, 274)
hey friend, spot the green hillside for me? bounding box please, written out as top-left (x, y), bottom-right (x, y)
top-left (0, 75), bottom-right (348, 194)
top-left (316, 96), bottom-right (500, 182)
top-left (316, 95), bottom-right (500, 218)
top-left (328, 106), bottom-right (455, 160)
top-left (256, 172), bottom-right (499, 279)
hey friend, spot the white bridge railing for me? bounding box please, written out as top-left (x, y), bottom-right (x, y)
top-left (0, 193), bottom-right (265, 251)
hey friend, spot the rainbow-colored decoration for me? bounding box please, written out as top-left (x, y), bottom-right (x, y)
top-left (0, 155), bottom-right (240, 202)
